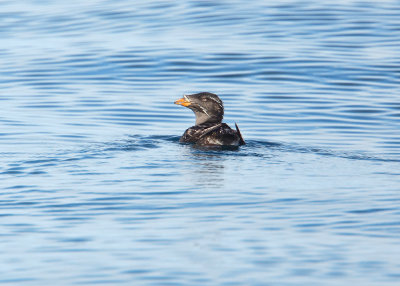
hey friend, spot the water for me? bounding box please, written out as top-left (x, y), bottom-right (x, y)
top-left (1, 0), bottom-right (400, 285)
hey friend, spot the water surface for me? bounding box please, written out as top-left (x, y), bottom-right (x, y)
top-left (1, 0), bottom-right (400, 285)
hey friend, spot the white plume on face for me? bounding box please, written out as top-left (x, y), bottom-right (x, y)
top-left (198, 105), bottom-right (210, 117)
top-left (206, 95), bottom-right (223, 110)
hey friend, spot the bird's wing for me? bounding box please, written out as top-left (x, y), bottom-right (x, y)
top-left (235, 123), bottom-right (245, 145)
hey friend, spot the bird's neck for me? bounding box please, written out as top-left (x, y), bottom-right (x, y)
top-left (195, 113), bottom-right (222, 126)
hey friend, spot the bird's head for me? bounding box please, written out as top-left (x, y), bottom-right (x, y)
top-left (174, 92), bottom-right (224, 125)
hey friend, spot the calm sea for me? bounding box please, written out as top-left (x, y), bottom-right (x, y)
top-left (1, 0), bottom-right (400, 285)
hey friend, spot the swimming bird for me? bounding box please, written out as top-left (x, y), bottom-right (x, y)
top-left (174, 92), bottom-right (245, 147)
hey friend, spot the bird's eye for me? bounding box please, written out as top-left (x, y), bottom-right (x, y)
top-left (201, 97), bottom-right (207, 102)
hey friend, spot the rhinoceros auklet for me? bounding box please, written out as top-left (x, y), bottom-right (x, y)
top-left (174, 92), bottom-right (245, 147)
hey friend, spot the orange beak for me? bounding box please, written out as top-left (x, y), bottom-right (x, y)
top-left (174, 97), bottom-right (191, 107)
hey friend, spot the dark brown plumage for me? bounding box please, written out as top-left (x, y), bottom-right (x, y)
top-left (174, 92), bottom-right (245, 147)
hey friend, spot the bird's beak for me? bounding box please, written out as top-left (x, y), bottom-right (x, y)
top-left (174, 95), bottom-right (191, 107)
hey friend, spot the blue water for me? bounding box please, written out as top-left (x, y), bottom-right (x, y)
top-left (1, 0), bottom-right (400, 285)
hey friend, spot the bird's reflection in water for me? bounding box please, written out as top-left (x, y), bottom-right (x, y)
top-left (181, 146), bottom-right (229, 188)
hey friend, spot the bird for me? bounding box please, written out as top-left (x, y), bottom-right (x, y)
top-left (174, 92), bottom-right (245, 147)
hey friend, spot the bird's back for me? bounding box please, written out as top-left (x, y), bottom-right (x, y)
top-left (180, 123), bottom-right (244, 146)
